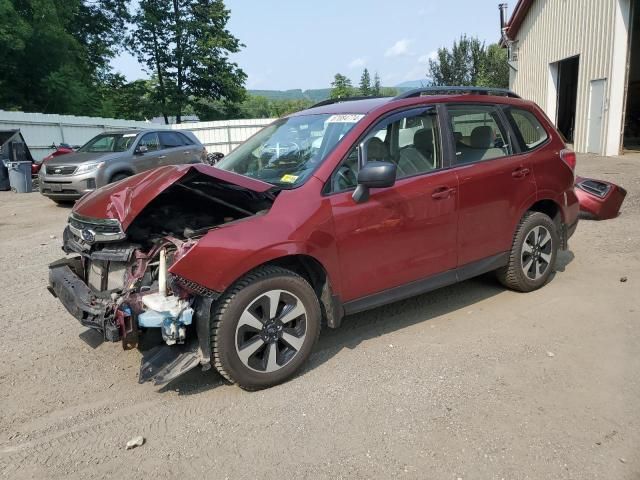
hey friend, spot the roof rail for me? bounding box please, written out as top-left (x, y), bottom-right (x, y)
top-left (394, 86), bottom-right (521, 100)
top-left (310, 95), bottom-right (389, 109)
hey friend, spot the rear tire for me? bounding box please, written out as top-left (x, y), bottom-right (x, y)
top-left (211, 266), bottom-right (321, 390)
top-left (496, 211), bottom-right (559, 292)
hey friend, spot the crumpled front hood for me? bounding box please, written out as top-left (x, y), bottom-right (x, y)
top-left (73, 164), bottom-right (275, 230)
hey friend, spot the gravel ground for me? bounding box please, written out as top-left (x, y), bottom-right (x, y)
top-left (0, 154), bottom-right (638, 480)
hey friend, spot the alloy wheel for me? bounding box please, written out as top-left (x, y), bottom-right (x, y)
top-left (235, 289), bottom-right (307, 373)
top-left (521, 225), bottom-right (553, 280)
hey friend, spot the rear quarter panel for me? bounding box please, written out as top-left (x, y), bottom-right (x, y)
top-left (528, 105), bottom-right (579, 226)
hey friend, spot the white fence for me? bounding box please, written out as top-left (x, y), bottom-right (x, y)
top-left (0, 110), bottom-right (274, 160)
top-left (171, 119), bottom-right (274, 155)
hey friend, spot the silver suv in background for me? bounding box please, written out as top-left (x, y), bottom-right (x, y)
top-left (39, 129), bottom-right (206, 203)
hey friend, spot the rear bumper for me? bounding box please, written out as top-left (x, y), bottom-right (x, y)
top-left (575, 177), bottom-right (627, 220)
top-left (48, 258), bottom-right (119, 340)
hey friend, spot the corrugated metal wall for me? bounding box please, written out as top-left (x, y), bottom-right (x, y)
top-left (172, 118), bottom-right (274, 155)
top-left (0, 110), bottom-right (274, 160)
top-left (509, 0), bottom-right (622, 154)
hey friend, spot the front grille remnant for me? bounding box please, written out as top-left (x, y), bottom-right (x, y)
top-left (67, 213), bottom-right (126, 243)
top-left (170, 274), bottom-right (219, 299)
top-left (46, 165), bottom-right (77, 175)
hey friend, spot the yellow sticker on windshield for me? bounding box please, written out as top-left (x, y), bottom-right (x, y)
top-left (280, 174), bottom-right (299, 183)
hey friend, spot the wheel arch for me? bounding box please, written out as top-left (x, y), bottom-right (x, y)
top-left (108, 169), bottom-right (134, 183)
top-left (522, 198), bottom-right (568, 249)
top-left (245, 254), bottom-right (344, 329)
top-left (527, 198), bottom-right (562, 224)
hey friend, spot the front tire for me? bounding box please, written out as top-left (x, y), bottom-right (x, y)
top-left (211, 266), bottom-right (321, 390)
top-left (496, 211), bottom-right (559, 292)
top-left (109, 172), bottom-right (130, 183)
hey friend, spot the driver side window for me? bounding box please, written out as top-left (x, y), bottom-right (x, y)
top-left (138, 132), bottom-right (160, 152)
top-left (330, 109), bottom-right (441, 192)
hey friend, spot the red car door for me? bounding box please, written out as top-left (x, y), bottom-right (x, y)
top-left (447, 104), bottom-right (537, 266)
top-left (327, 107), bottom-right (459, 303)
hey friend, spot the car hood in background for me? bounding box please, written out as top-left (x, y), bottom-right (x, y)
top-left (73, 164), bottom-right (276, 230)
top-left (44, 151), bottom-right (125, 166)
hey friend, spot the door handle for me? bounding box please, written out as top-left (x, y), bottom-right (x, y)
top-left (512, 167), bottom-right (531, 178)
top-left (431, 186), bottom-right (456, 200)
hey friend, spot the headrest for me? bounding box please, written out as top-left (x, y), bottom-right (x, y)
top-left (367, 137), bottom-right (389, 161)
top-left (414, 128), bottom-right (434, 153)
top-left (470, 126), bottom-right (493, 149)
top-left (453, 131), bottom-right (463, 143)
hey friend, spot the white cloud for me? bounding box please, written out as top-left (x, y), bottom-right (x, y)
top-left (348, 57), bottom-right (367, 69)
top-left (385, 39), bottom-right (412, 57)
top-left (418, 51), bottom-right (438, 64)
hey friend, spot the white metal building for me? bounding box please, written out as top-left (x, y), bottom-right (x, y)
top-left (502, 0), bottom-right (639, 156)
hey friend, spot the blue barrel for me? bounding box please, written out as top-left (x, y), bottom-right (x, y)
top-left (7, 161), bottom-right (33, 193)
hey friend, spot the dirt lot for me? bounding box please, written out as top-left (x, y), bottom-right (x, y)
top-left (0, 154), bottom-right (638, 480)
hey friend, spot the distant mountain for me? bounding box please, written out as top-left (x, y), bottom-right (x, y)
top-left (395, 79), bottom-right (430, 89)
top-left (249, 84), bottom-right (428, 101)
top-left (248, 89), bottom-right (331, 102)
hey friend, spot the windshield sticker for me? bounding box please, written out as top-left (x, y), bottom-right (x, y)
top-left (326, 114), bottom-right (364, 124)
top-left (280, 174), bottom-right (299, 183)
top-left (122, 133), bottom-right (137, 137)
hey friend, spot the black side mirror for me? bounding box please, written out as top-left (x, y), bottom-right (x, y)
top-left (135, 145), bottom-right (149, 155)
top-left (352, 161), bottom-right (397, 203)
top-left (206, 152), bottom-right (225, 165)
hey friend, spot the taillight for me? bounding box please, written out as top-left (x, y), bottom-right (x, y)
top-left (560, 149), bottom-right (576, 171)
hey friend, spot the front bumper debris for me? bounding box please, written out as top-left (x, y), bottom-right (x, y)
top-left (48, 258), bottom-right (119, 341)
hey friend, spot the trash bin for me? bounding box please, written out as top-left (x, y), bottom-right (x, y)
top-left (0, 160), bottom-right (8, 191)
top-left (7, 161), bottom-right (33, 193)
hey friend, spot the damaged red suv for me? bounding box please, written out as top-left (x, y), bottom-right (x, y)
top-left (48, 87), bottom-right (579, 390)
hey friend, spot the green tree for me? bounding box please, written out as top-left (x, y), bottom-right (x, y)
top-left (427, 35), bottom-right (508, 88)
top-left (372, 72), bottom-right (381, 96)
top-left (380, 87), bottom-right (398, 97)
top-left (99, 75), bottom-right (161, 120)
top-left (477, 44), bottom-right (509, 88)
top-left (330, 73), bottom-right (354, 99)
top-left (0, 0), bottom-right (129, 115)
top-left (359, 68), bottom-right (371, 96)
top-left (129, 0), bottom-right (247, 124)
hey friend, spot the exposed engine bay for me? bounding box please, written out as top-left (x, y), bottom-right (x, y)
top-left (48, 169), bottom-right (276, 385)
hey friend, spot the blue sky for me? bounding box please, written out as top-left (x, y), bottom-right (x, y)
top-left (112, 0), bottom-right (504, 90)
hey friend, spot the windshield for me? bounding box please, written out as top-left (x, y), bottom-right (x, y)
top-left (216, 114), bottom-right (363, 187)
top-left (78, 133), bottom-right (138, 153)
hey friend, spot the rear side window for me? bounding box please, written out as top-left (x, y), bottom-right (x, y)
top-left (448, 104), bottom-right (513, 164)
top-left (178, 133), bottom-right (194, 145)
top-left (505, 107), bottom-right (549, 151)
top-left (159, 131), bottom-right (186, 148)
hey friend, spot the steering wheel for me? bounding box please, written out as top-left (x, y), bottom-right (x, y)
top-left (262, 142), bottom-right (301, 165)
top-left (333, 164), bottom-right (357, 191)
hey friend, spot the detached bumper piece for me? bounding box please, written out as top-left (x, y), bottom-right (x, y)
top-left (575, 177), bottom-right (627, 220)
top-left (48, 258), bottom-right (119, 341)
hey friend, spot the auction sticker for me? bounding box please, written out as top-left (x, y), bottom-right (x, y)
top-left (280, 174), bottom-right (299, 183)
top-left (326, 114), bottom-right (364, 123)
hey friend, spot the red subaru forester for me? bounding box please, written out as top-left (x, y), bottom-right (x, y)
top-left (48, 87), bottom-right (579, 390)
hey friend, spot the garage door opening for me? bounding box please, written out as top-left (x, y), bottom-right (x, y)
top-left (623, 1), bottom-right (639, 151)
top-left (555, 55), bottom-right (580, 143)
